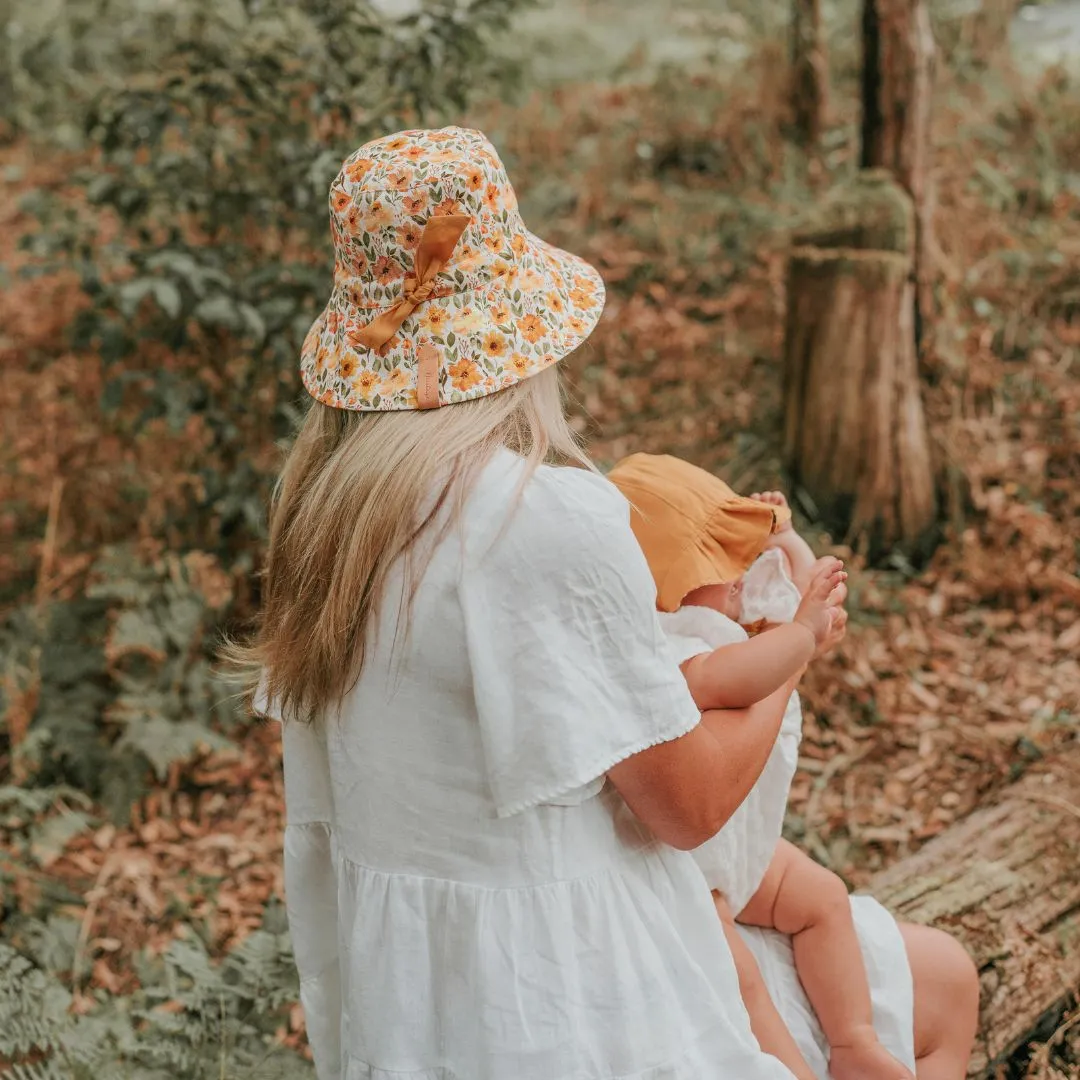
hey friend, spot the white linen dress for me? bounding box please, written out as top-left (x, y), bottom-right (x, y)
top-left (262, 450), bottom-right (800, 1080)
top-left (659, 551), bottom-right (916, 1078)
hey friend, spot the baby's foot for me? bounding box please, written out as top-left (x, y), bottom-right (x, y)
top-left (829, 1038), bottom-right (915, 1080)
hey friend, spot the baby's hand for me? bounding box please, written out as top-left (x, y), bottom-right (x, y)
top-left (750, 490), bottom-right (792, 532)
top-left (793, 557), bottom-right (846, 646)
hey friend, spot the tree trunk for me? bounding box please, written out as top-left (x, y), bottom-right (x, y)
top-left (861, 0), bottom-right (935, 348)
top-left (867, 749), bottom-right (1080, 1077)
top-left (791, 0), bottom-right (828, 149)
top-left (783, 171), bottom-right (937, 560)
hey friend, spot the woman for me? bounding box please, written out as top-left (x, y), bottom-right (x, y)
top-left (244, 127), bottom-right (978, 1079)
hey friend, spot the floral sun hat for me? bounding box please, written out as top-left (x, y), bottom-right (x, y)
top-left (300, 127), bottom-right (606, 411)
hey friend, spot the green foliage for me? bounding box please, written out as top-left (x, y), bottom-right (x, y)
top-left (1, 546), bottom-right (242, 819)
top-left (0, 917), bottom-right (310, 1080)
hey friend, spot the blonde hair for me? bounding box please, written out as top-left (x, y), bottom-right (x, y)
top-left (229, 367), bottom-right (590, 723)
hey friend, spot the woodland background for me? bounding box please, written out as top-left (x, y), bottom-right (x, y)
top-left (1, 0), bottom-right (1078, 1076)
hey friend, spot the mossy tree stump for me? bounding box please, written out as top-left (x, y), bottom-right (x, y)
top-left (861, 0), bottom-right (936, 344)
top-left (783, 171), bottom-right (937, 560)
top-left (867, 749), bottom-right (1080, 1077)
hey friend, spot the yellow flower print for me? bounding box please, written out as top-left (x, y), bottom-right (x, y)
top-left (331, 189), bottom-right (351, 213)
top-left (388, 169), bottom-right (413, 192)
top-left (573, 274), bottom-right (597, 294)
top-left (398, 223), bottom-right (423, 251)
top-left (421, 305), bottom-right (451, 333)
top-left (569, 287), bottom-right (596, 309)
top-left (404, 144), bottom-right (425, 161)
top-left (483, 184), bottom-right (501, 212)
top-left (381, 368), bottom-right (411, 395)
top-left (491, 301), bottom-right (511, 325)
top-left (547, 291), bottom-right (565, 314)
top-left (340, 355), bottom-right (358, 379)
top-left (385, 136), bottom-right (410, 151)
top-left (464, 168), bottom-right (484, 192)
top-left (449, 357), bottom-right (482, 391)
top-left (516, 314), bottom-right (548, 344)
top-left (510, 234), bottom-right (526, 257)
top-left (520, 270), bottom-right (544, 291)
top-left (364, 202), bottom-right (394, 230)
top-left (403, 191), bottom-right (428, 215)
top-left (566, 315), bottom-right (587, 336)
top-left (484, 233), bottom-right (503, 253)
top-left (509, 352), bottom-right (530, 376)
top-left (482, 331), bottom-right (507, 359)
top-left (354, 370), bottom-right (380, 396)
top-left (344, 158), bottom-right (375, 183)
top-left (454, 308), bottom-right (485, 335)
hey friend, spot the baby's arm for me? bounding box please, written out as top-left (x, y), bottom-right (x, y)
top-left (683, 557), bottom-right (846, 711)
top-left (682, 628), bottom-right (814, 711)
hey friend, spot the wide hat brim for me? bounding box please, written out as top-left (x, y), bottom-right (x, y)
top-left (299, 230), bottom-right (605, 412)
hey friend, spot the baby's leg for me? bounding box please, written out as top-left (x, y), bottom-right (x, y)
top-left (712, 890), bottom-right (817, 1080)
top-left (738, 841), bottom-right (914, 1080)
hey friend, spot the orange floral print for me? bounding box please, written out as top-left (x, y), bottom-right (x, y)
top-left (449, 357), bottom-right (482, 390)
top-left (344, 158), bottom-right (375, 183)
top-left (547, 291), bottom-right (565, 314)
top-left (354, 370), bottom-right (379, 395)
top-left (465, 168), bottom-right (484, 191)
top-left (491, 301), bottom-right (511, 325)
top-left (434, 197), bottom-right (460, 216)
top-left (483, 184), bottom-right (501, 212)
top-left (388, 170), bottom-right (413, 192)
top-left (340, 355), bottom-right (358, 379)
top-left (565, 315), bottom-right (587, 335)
top-left (516, 314), bottom-right (548, 343)
top-left (510, 234), bottom-right (526, 257)
top-left (364, 202), bottom-right (394, 230)
top-left (374, 256), bottom-right (402, 285)
top-left (421, 306), bottom-right (451, 333)
top-left (509, 352), bottom-right (530, 376)
top-left (382, 368), bottom-right (410, 394)
top-left (569, 287), bottom-right (596, 308)
top-left (482, 331), bottom-right (507, 359)
top-left (332, 189), bottom-right (352, 213)
top-left (398, 223), bottom-right (422, 250)
top-left (403, 191), bottom-right (428, 215)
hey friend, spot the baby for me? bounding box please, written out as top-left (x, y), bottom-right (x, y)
top-left (609, 454), bottom-right (913, 1080)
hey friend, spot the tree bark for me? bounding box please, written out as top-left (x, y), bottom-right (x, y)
top-left (860, 0), bottom-right (935, 348)
top-left (791, 0), bottom-right (828, 149)
top-left (867, 749), bottom-right (1080, 1077)
top-left (783, 171), bottom-right (937, 560)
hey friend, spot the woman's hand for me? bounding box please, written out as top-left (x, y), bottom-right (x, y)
top-left (793, 557), bottom-right (846, 648)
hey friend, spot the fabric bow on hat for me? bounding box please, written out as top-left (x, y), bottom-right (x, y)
top-left (352, 214), bottom-right (471, 352)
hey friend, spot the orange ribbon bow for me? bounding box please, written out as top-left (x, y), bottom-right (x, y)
top-left (351, 214), bottom-right (471, 408)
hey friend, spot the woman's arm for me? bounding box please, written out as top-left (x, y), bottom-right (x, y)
top-left (606, 669), bottom-right (801, 850)
top-left (681, 624), bottom-right (815, 710)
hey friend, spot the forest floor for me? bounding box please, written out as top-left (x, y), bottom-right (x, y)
top-left (2, 4), bottom-right (1080, 1076)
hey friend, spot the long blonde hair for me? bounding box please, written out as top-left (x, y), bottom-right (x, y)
top-left (231, 366), bottom-right (589, 723)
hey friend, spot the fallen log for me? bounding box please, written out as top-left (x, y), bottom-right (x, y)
top-left (867, 749), bottom-right (1080, 1076)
